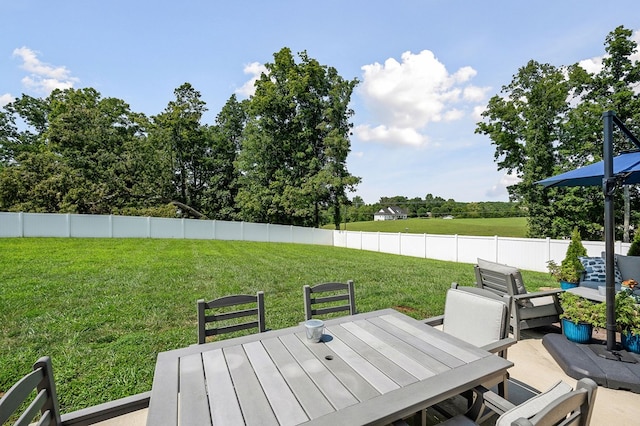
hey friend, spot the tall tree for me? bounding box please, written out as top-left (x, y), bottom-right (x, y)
top-left (236, 48), bottom-right (360, 228)
top-left (151, 83), bottom-right (210, 216)
top-left (203, 94), bottom-right (247, 220)
top-left (478, 26), bottom-right (640, 239)
top-left (565, 26), bottom-right (640, 240)
top-left (477, 61), bottom-right (569, 237)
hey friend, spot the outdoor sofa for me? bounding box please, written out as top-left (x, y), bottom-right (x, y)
top-left (578, 253), bottom-right (640, 296)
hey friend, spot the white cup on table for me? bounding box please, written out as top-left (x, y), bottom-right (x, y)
top-left (304, 319), bottom-right (324, 343)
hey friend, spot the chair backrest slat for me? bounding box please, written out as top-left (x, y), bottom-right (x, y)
top-left (304, 280), bottom-right (356, 320)
top-left (207, 307), bottom-right (259, 322)
top-left (0, 369), bottom-right (44, 423)
top-left (0, 356), bottom-right (61, 426)
top-left (205, 320), bottom-right (260, 337)
top-left (311, 294), bottom-right (349, 304)
top-left (204, 294), bottom-right (260, 309)
top-left (16, 389), bottom-right (48, 426)
top-left (475, 265), bottom-right (518, 297)
top-left (197, 291), bottom-right (265, 344)
top-left (34, 409), bottom-right (52, 426)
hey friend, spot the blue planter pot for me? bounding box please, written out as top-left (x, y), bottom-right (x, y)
top-left (621, 332), bottom-right (640, 354)
top-left (560, 281), bottom-right (579, 290)
top-left (561, 318), bottom-right (592, 344)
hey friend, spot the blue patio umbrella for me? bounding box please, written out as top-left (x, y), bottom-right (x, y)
top-left (536, 150), bottom-right (640, 188)
top-left (537, 111), bottom-right (640, 352)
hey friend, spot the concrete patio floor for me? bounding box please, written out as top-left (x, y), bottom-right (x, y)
top-left (507, 327), bottom-right (639, 426)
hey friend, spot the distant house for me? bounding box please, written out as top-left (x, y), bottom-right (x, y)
top-left (373, 206), bottom-right (408, 221)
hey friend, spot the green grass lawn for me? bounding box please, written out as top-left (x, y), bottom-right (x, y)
top-left (0, 237), bottom-right (555, 414)
top-left (331, 217), bottom-right (528, 237)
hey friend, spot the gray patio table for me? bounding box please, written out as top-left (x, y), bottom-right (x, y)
top-left (145, 308), bottom-right (513, 426)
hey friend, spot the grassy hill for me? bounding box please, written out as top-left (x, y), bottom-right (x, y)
top-left (327, 217), bottom-right (528, 238)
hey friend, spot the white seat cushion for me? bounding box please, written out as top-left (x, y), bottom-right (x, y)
top-left (442, 289), bottom-right (508, 347)
top-left (496, 381), bottom-right (572, 426)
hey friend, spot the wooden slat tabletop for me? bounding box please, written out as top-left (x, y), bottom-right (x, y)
top-left (146, 309), bottom-right (512, 426)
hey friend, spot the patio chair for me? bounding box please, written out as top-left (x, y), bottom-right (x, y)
top-left (475, 258), bottom-right (562, 340)
top-left (0, 356), bottom-right (150, 426)
top-left (197, 291), bottom-right (266, 344)
top-left (303, 280), bottom-right (356, 320)
top-left (439, 377), bottom-right (598, 426)
top-left (425, 283), bottom-right (515, 400)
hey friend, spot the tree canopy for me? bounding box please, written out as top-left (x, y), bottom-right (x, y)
top-left (477, 26), bottom-right (640, 240)
top-left (0, 48), bottom-right (360, 228)
top-left (236, 48), bottom-right (360, 228)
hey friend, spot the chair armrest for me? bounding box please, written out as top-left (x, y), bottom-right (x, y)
top-left (482, 388), bottom-right (517, 415)
top-left (480, 337), bottom-right (517, 355)
top-left (459, 385), bottom-right (519, 422)
top-left (61, 392), bottom-right (150, 425)
top-left (423, 314), bottom-right (444, 327)
top-left (512, 289), bottom-right (562, 301)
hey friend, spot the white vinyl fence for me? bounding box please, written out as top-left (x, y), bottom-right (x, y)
top-left (332, 231), bottom-right (629, 273)
top-left (0, 212), bottom-right (630, 272)
top-left (0, 212), bottom-right (333, 246)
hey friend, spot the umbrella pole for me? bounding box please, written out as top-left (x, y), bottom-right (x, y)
top-left (603, 111), bottom-right (617, 351)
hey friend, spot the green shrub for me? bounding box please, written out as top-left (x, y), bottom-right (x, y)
top-left (559, 291), bottom-right (601, 324)
top-left (558, 227), bottom-right (587, 283)
top-left (627, 230), bottom-right (640, 256)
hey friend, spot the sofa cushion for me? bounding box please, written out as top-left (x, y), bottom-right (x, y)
top-left (615, 254), bottom-right (640, 282)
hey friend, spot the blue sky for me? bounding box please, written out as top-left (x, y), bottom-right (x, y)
top-left (2, 1), bottom-right (639, 204)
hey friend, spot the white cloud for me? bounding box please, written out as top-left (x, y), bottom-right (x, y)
top-left (355, 124), bottom-right (428, 147)
top-left (12, 47), bottom-right (78, 95)
top-left (472, 105), bottom-right (487, 121)
top-left (356, 50), bottom-right (487, 147)
top-left (486, 173), bottom-right (520, 198)
top-left (236, 61), bottom-right (268, 98)
top-left (578, 29), bottom-right (640, 75)
top-left (577, 57), bottom-right (604, 74)
top-left (0, 93), bottom-right (14, 107)
top-left (443, 109), bottom-right (464, 122)
top-left (21, 76), bottom-right (74, 93)
top-left (463, 85), bottom-right (490, 102)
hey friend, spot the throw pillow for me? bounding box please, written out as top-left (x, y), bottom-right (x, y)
top-left (579, 257), bottom-right (606, 282)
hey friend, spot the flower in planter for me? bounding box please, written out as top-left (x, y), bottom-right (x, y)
top-left (622, 279), bottom-right (638, 290)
